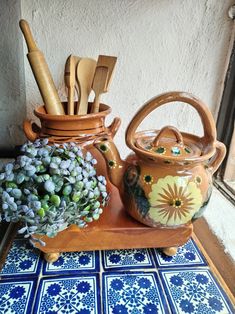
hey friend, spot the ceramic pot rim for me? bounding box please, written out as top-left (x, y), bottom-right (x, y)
top-left (34, 102), bottom-right (111, 121)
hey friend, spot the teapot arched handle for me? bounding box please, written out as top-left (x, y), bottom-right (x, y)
top-left (126, 92), bottom-right (216, 151)
top-left (23, 119), bottom-right (41, 142)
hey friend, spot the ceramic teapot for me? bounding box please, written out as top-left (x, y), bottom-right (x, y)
top-left (95, 92), bottom-right (226, 228)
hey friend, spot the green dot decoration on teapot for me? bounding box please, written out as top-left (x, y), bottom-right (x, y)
top-left (95, 92), bottom-right (226, 228)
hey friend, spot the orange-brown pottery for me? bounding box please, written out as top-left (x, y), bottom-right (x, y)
top-left (95, 92), bottom-right (226, 228)
top-left (23, 102), bottom-right (121, 183)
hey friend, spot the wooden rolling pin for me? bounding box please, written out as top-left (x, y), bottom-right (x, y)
top-left (19, 19), bottom-right (65, 115)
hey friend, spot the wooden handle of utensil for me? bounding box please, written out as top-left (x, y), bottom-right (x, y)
top-left (126, 91), bottom-right (217, 151)
top-left (77, 91), bottom-right (90, 115)
top-left (65, 55), bottom-right (79, 115)
top-left (67, 87), bottom-right (75, 115)
top-left (19, 19), bottom-right (38, 52)
top-left (91, 94), bottom-right (101, 113)
top-left (19, 19), bottom-right (65, 115)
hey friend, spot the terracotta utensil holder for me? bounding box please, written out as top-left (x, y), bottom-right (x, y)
top-left (23, 102), bottom-right (121, 182)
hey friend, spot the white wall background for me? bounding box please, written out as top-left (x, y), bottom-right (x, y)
top-left (21, 0), bottom-right (234, 158)
top-left (0, 0), bottom-right (26, 151)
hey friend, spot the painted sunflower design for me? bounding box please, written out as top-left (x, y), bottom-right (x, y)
top-left (148, 175), bottom-right (202, 226)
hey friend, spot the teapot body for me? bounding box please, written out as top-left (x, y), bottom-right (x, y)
top-left (122, 154), bottom-right (213, 228)
top-left (94, 92), bottom-right (226, 228)
top-left (123, 92), bottom-right (226, 228)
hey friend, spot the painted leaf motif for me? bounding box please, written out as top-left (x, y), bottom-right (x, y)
top-left (124, 166), bottom-right (150, 217)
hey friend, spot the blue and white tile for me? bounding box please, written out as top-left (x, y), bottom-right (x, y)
top-left (159, 268), bottom-right (235, 313)
top-left (0, 278), bottom-right (37, 314)
top-left (34, 274), bottom-right (101, 314)
top-left (102, 248), bottom-right (155, 271)
top-left (152, 238), bottom-right (207, 268)
top-left (0, 239), bottom-right (42, 278)
top-left (103, 271), bottom-right (170, 313)
top-left (43, 250), bottom-right (99, 275)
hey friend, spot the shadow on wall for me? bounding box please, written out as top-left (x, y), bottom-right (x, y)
top-left (0, 0), bottom-right (26, 156)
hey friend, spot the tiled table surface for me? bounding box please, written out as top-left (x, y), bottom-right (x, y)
top-left (0, 237), bottom-right (234, 314)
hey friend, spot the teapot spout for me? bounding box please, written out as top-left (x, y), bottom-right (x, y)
top-left (95, 137), bottom-right (126, 190)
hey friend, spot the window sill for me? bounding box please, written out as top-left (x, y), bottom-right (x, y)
top-left (194, 186), bottom-right (235, 293)
top-left (203, 186), bottom-right (235, 261)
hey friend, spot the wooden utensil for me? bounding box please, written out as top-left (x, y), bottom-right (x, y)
top-left (96, 55), bottom-right (117, 91)
top-left (73, 56), bottom-right (82, 113)
top-left (64, 55), bottom-right (81, 115)
top-left (91, 66), bottom-right (109, 113)
top-left (19, 19), bottom-right (65, 115)
top-left (76, 58), bottom-right (96, 115)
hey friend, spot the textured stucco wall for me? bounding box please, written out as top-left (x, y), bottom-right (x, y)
top-left (1, 0), bottom-right (235, 258)
top-left (0, 0), bottom-right (26, 152)
top-left (21, 0), bottom-right (234, 157)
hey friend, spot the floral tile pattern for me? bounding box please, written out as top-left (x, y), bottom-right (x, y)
top-left (43, 250), bottom-right (99, 275)
top-left (34, 274), bottom-right (101, 314)
top-left (152, 238), bottom-right (207, 268)
top-left (1, 236), bottom-right (234, 313)
top-left (0, 239), bottom-right (42, 278)
top-left (0, 278), bottom-right (37, 314)
top-left (102, 271), bottom-right (170, 313)
top-left (102, 248), bottom-right (154, 271)
top-left (159, 268), bottom-right (235, 314)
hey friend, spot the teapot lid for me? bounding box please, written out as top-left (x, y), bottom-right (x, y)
top-left (126, 92), bottom-right (218, 164)
top-left (135, 126), bottom-right (204, 161)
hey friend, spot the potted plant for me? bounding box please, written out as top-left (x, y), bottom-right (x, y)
top-left (0, 139), bottom-right (108, 247)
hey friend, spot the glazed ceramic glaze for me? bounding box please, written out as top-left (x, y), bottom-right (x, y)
top-left (23, 102), bottom-right (121, 182)
top-left (95, 92), bottom-right (226, 228)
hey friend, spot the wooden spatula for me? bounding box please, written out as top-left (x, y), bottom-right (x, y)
top-left (64, 55), bottom-right (81, 115)
top-left (96, 55), bottom-right (117, 91)
top-left (90, 66), bottom-right (109, 113)
top-left (76, 58), bottom-right (96, 115)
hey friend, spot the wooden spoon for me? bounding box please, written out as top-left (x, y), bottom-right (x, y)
top-left (76, 58), bottom-right (96, 115)
top-left (91, 66), bottom-right (109, 113)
